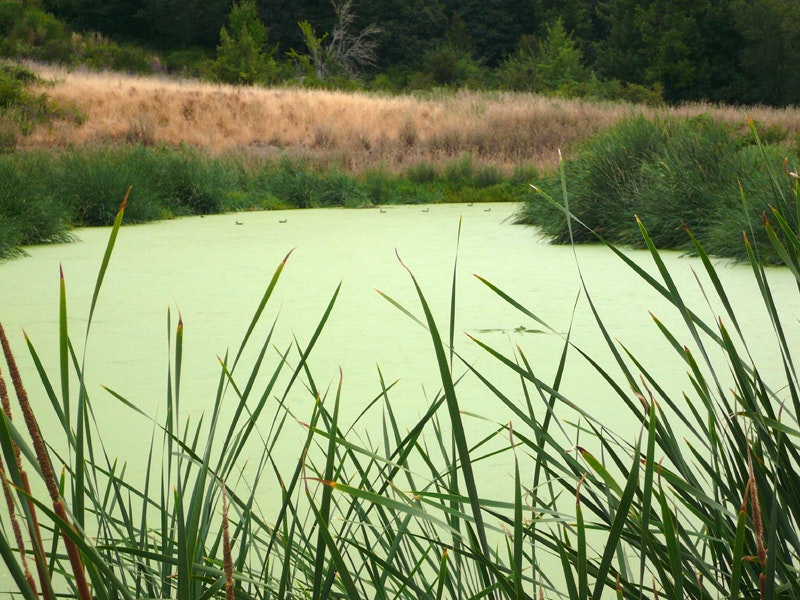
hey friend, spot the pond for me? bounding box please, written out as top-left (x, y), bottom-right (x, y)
top-left (1, 202), bottom-right (798, 593)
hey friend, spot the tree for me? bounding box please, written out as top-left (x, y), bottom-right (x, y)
top-left (143, 0), bottom-right (230, 48)
top-left (294, 0), bottom-right (381, 81)
top-left (358, 0), bottom-right (448, 68)
top-left (731, 0), bottom-right (800, 105)
top-left (593, 0), bottom-right (649, 86)
top-left (211, 0), bottom-right (278, 84)
top-left (496, 20), bottom-right (589, 94)
top-left (446, 0), bottom-right (538, 66)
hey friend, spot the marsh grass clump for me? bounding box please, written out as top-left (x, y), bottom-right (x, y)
top-left (0, 152), bottom-right (71, 258)
top-left (54, 147), bottom-right (165, 225)
top-left (518, 115), bottom-right (800, 262)
top-left (0, 145), bottom-right (532, 257)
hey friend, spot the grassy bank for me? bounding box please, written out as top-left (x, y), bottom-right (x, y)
top-left (22, 66), bottom-right (800, 172)
top-left (4, 64), bottom-right (800, 262)
top-left (1, 139), bottom-right (799, 598)
top-left (0, 145), bottom-right (528, 259)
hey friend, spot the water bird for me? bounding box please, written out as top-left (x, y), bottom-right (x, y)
top-left (421, 207), bottom-right (429, 212)
top-left (468, 203), bottom-right (474, 207)
top-left (279, 219), bottom-right (287, 223)
top-left (235, 220), bottom-right (244, 225)
top-left (483, 208), bottom-right (491, 212)
top-left (380, 209), bottom-right (387, 213)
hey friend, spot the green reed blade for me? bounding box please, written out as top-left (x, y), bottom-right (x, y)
top-left (435, 548), bottom-right (449, 600)
top-left (657, 482), bottom-right (682, 598)
top-left (17, 490), bottom-right (134, 600)
top-left (591, 441), bottom-right (640, 600)
top-left (85, 190), bottom-right (127, 334)
top-left (513, 456), bottom-right (524, 600)
top-left (576, 485), bottom-right (588, 600)
top-left (578, 448), bottom-right (623, 498)
top-left (449, 216), bottom-right (462, 368)
top-left (638, 401), bottom-right (657, 589)
top-left (473, 275), bottom-right (559, 336)
top-left (0, 527), bottom-right (38, 600)
top-left (232, 248), bottom-right (293, 370)
top-left (730, 504), bottom-right (747, 599)
top-left (555, 534), bottom-right (578, 600)
top-left (397, 253), bottom-right (493, 570)
top-left (309, 493), bottom-right (362, 600)
top-left (21, 335), bottom-right (67, 435)
top-left (375, 289), bottom-right (427, 329)
top-left (58, 266), bottom-right (69, 431)
top-left (312, 371), bottom-right (343, 599)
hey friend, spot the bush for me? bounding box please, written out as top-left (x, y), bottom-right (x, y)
top-left (0, 6), bottom-right (68, 59)
top-left (412, 42), bottom-right (486, 89)
top-left (211, 0), bottom-right (279, 85)
top-left (516, 115), bottom-right (797, 262)
top-left (0, 152), bottom-right (71, 258)
top-left (406, 160), bottom-right (438, 183)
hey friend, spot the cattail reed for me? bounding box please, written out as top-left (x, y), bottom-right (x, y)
top-left (0, 456), bottom-right (38, 595)
top-left (0, 323), bottom-right (91, 600)
top-left (221, 481), bottom-right (234, 600)
top-left (1, 336), bottom-right (52, 600)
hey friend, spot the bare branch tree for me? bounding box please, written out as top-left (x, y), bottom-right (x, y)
top-left (328, 0), bottom-right (382, 77)
top-left (297, 0), bottom-right (382, 81)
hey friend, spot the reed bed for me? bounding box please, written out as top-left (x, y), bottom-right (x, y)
top-left (1, 129), bottom-right (799, 598)
top-left (22, 65), bottom-right (800, 174)
top-left (518, 115), bottom-right (800, 263)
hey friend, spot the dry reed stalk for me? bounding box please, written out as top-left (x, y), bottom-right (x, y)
top-left (0, 323), bottom-right (91, 600)
top-left (0, 442), bottom-right (38, 597)
top-left (0, 346), bottom-right (51, 600)
top-left (221, 481), bottom-right (234, 600)
top-left (748, 453), bottom-right (767, 568)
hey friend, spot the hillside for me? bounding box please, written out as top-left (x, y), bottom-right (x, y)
top-left (24, 65), bottom-right (800, 174)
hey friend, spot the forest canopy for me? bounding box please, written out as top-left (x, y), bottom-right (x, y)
top-left (4, 0), bottom-right (800, 105)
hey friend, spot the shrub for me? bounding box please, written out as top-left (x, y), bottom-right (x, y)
top-left (516, 114), bottom-right (797, 261)
top-left (211, 0), bottom-right (279, 85)
top-left (406, 160), bottom-right (438, 183)
top-left (0, 152), bottom-right (71, 258)
top-left (414, 42), bottom-right (486, 89)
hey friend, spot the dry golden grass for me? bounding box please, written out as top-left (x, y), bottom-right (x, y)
top-left (24, 65), bottom-right (800, 173)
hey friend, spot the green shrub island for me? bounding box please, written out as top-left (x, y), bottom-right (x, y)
top-left (516, 116), bottom-right (800, 264)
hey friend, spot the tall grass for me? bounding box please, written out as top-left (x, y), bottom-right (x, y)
top-left (23, 65), bottom-right (800, 175)
top-left (517, 115), bottom-right (799, 263)
top-left (0, 152), bottom-right (71, 258)
top-left (0, 146), bottom-right (526, 259)
top-left (1, 130), bottom-right (799, 598)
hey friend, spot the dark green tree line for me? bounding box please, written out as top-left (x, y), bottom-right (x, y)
top-left (10, 0), bottom-right (800, 105)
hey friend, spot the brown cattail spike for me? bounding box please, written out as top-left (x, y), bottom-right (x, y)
top-left (0, 323), bottom-right (91, 600)
top-left (0, 458), bottom-right (38, 596)
top-left (748, 452), bottom-right (767, 568)
top-left (222, 481), bottom-right (235, 600)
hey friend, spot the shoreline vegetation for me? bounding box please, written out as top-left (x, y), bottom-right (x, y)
top-left (1, 154), bottom-right (799, 597)
top-left (0, 64), bottom-right (800, 262)
top-left (2, 63), bottom-right (800, 263)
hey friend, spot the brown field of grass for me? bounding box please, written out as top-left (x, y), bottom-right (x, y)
top-left (24, 65), bottom-right (800, 174)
